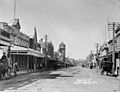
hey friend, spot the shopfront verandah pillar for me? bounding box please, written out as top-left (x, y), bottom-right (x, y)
top-left (27, 55), bottom-right (29, 73)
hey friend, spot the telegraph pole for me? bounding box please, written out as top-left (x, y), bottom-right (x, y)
top-left (96, 43), bottom-right (99, 70)
top-left (96, 43), bottom-right (99, 60)
top-left (112, 22), bottom-right (116, 73)
top-left (108, 22), bottom-right (119, 74)
top-left (45, 35), bottom-right (48, 70)
top-left (14, 0), bottom-right (16, 19)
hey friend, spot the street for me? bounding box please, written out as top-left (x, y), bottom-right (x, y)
top-left (0, 66), bottom-right (119, 92)
top-left (1, 0), bottom-right (120, 92)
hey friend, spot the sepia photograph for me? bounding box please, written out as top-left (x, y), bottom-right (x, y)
top-left (0, 0), bottom-right (120, 92)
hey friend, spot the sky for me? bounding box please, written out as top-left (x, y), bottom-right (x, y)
top-left (0, 0), bottom-right (120, 60)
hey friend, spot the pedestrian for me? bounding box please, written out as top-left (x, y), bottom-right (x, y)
top-left (90, 62), bottom-right (93, 69)
top-left (38, 63), bottom-right (42, 72)
top-left (0, 52), bottom-right (7, 63)
top-left (13, 62), bottom-right (18, 76)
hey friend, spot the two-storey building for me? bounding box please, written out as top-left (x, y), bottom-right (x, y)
top-left (0, 19), bottom-right (44, 72)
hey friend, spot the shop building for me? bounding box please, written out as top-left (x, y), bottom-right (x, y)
top-left (0, 19), bottom-right (44, 72)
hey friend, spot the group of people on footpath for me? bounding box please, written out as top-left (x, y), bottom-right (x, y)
top-left (0, 52), bottom-right (19, 79)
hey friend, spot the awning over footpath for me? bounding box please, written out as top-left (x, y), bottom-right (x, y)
top-left (27, 48), bottom-right (45, 57)
top-left (11, 45), bottom-right (45, 57)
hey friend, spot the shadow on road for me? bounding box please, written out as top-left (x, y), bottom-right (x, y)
top-left (0, 71), bottom-right (74, 91)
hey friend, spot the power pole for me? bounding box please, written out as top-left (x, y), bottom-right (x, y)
top-left (108, 22), bottom-right (119, 73)
top-left (112, 22), bottom-right (116, 73)
top-left (96, 43), bottom-right (99, 69)
top-left (45, 35), bottom-right (47, 70)
top-left (96, 43), bottom-right (99, 59)
top-left (14, 0), bottom-right (16, 19)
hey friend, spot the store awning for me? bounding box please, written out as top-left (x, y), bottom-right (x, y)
top-left (11, 45), bottom-right (45, 57)
top-left (11, 46), bottom-right (28, 55)
top-left (11, 45), bottom-right (28, 52)
top-left (27, 48), bottom-right (45, 57)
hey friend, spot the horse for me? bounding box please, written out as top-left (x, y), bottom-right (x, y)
top-left (0, 62), bottom-right (8, 79)
top-left (0, 59), bottom-right (12, 80)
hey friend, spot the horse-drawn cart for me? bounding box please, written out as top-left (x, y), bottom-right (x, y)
top-left (100, 59), bottom-right (113, 75)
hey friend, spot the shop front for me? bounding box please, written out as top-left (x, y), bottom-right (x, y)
top-left (11, 45), bottom-right (45, 72)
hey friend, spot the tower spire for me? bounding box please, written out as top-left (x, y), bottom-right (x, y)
top-left (33, 26), bottom-right (37, 50)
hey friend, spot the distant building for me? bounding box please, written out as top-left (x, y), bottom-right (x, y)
top-left (39, 38), bottom-right (45, 54)
top-left (59, 42), bottom-right (66, 62)
top-left (47, 41), bottom-right (54, 58)
top-left (53, 51), bottom-right (60, 59)
top-left (39, 38), bottom-right (54, 58)
top-left (36, 42), bottom-right (41, 51)
top-left (29, 38), bottom-right (34, 49)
